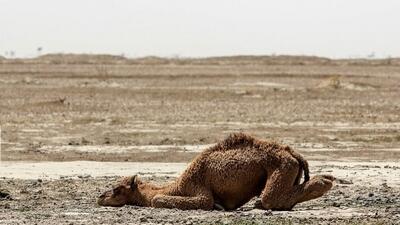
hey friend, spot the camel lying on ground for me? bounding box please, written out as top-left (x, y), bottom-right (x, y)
top-left (97, 133), bottom-right (334, 210)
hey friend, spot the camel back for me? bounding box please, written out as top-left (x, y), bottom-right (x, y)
top-left (207, 132), bottom-right (310, 183)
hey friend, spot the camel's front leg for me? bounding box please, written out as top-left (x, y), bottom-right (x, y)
top-left (151, 194), bottom-right (214, 210)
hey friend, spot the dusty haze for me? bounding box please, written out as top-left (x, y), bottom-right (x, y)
top-left (1, 0), bottom-right (400, 58)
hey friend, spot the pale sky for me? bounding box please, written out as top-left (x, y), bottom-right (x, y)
top-left (0, 0), bottom-right (399, 58)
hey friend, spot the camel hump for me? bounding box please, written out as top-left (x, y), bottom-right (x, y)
top-left (220, 132), bottom-right (256, 150)
top-left (208, 133), bottom-right (310, 183)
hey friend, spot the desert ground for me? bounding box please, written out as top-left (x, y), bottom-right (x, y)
top-left (0, 55), bottom-right (400, 224)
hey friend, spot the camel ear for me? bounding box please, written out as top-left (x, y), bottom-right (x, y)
top-left (130, 175), bottom-right (138, 190)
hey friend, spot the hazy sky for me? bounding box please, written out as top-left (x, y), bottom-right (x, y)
top-left (1, 0), bottom-right (399, 58)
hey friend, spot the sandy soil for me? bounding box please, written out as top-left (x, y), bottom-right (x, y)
top-left (1, 161), bottom-right (399, 224)
top-left (1, 57), bottom-right (400, 224)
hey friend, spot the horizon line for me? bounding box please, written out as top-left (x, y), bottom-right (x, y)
top-left (1, 52), bottom-right (399, 61)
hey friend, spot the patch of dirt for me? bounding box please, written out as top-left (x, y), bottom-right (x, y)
top-left (0, 162), bottom-right (399, 224)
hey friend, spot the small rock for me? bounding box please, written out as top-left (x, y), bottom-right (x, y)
top-left (68, 140), bottom-right (80, 146)
top-left (77, 174), bottom-right (91, 179)
top-left (336, 178), bottom-right (353, 184)
top-left (139, 217), bottom-right (148, 223)
top-left (104, 137), bottom-right (111, 144)
top-left (0, 190), bottom-right (11, 200)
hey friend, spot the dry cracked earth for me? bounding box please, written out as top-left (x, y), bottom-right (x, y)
top-left (1, 57), bottom-right (400, 224)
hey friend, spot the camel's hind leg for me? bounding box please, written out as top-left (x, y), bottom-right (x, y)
top-left (260, 158), bottom-right (333, 210)
top-left (295, 175), bottom-right (334, 204)
top-left (151, 192), bottom-right (214, 210)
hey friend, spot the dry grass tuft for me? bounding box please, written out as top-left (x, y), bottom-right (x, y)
top-left (318, 75), bottom-right (342, 89)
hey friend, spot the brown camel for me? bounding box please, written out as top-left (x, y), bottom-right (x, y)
top-left (97, 133), bottom-right (334, 210)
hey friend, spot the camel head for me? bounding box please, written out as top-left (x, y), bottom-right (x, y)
top-left (97, 175), bottom-right (142, 207)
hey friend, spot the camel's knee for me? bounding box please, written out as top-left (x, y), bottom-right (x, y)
top-left (151, 194), bottom-right (168, 208)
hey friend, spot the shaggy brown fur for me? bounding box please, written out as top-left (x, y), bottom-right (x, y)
top-left (97, 133), bottom-right (334, 210)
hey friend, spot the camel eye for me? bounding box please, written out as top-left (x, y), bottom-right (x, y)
top-left (112, 187), bottom-right (121, 195)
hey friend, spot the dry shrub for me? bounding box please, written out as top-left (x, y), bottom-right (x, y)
top-left (318, 75), bottom-right (342, 89)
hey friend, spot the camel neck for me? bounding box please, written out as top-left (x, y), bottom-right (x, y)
top-left (134, 182), bottom-right (173, 207)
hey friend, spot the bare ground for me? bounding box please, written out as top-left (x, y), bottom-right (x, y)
top-left (1, 58), bottom-right (400, 224)
top-left (1, 161), bottom-right (399, 224)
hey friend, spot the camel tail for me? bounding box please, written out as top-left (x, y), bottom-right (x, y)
top-left (285, 146), bottom-right (310, 184)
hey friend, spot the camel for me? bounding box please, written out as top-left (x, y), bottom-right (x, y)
top-left (97, 133), bottom-right (334, 210)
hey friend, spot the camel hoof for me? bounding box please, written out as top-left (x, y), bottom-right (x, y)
top-left (307, 177), bottom-right (333, 198)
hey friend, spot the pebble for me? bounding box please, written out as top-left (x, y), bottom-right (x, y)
top-left (139, 217), bottom-right (148, 222)
top-left (0, 190), bottom-right (12, 200)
